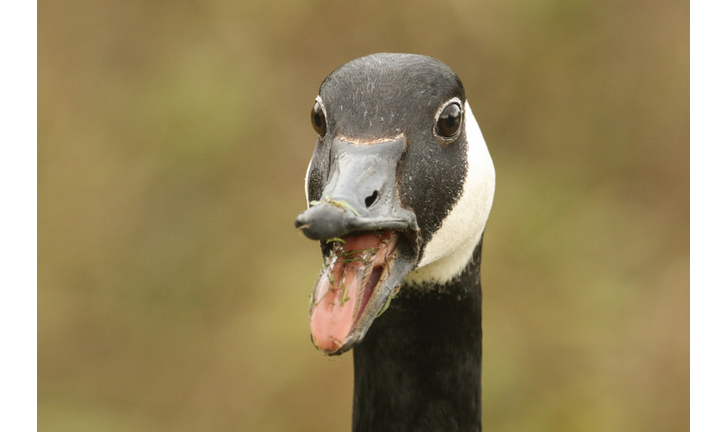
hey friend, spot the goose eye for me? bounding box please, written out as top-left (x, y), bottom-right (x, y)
top-left (311, 100), bottom-right (327, 137)
top-left (436, 102), bottom-right (462, 138)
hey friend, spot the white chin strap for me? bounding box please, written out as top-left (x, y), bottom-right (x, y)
top-left (406, 101), bottom-right (496, 285)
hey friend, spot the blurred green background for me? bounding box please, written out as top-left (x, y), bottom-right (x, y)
top-left (38, 0), bottom-right (689, 431)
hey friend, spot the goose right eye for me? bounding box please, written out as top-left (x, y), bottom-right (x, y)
top-left (311, 100), bottom-right (327, 137)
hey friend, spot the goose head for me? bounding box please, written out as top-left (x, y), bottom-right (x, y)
top-left (295, 53), bottom-right (495, 355)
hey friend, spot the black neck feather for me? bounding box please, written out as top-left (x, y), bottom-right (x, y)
top-left (352, 241), bottom-right (483, 432)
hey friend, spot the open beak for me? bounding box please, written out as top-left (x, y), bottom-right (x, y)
top-left (295, 137), bottom-right (418, 355)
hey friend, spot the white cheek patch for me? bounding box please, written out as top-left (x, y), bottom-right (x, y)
top-left (406, 101), bottom-right (496, 285)
top-left (304, 156), bottom-right (313, 207)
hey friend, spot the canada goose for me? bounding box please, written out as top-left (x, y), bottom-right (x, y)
top-left (295, 53), bottom-right (495, 431)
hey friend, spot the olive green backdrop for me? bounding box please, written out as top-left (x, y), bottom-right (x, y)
top-left (38, 0), bottom-right (689, 431)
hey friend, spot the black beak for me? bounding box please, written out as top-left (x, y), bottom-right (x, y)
top-left (295, 137), bottom-right (417, 240)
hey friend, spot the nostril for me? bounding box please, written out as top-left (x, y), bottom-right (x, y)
top-left (364, 191), bottom-right (379, 208)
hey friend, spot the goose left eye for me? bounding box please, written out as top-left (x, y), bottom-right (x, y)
top-left (436, 102), bottom-right (462, 138)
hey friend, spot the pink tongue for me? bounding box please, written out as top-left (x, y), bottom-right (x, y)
top-left (310, 233), bottom-right (383, 353)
